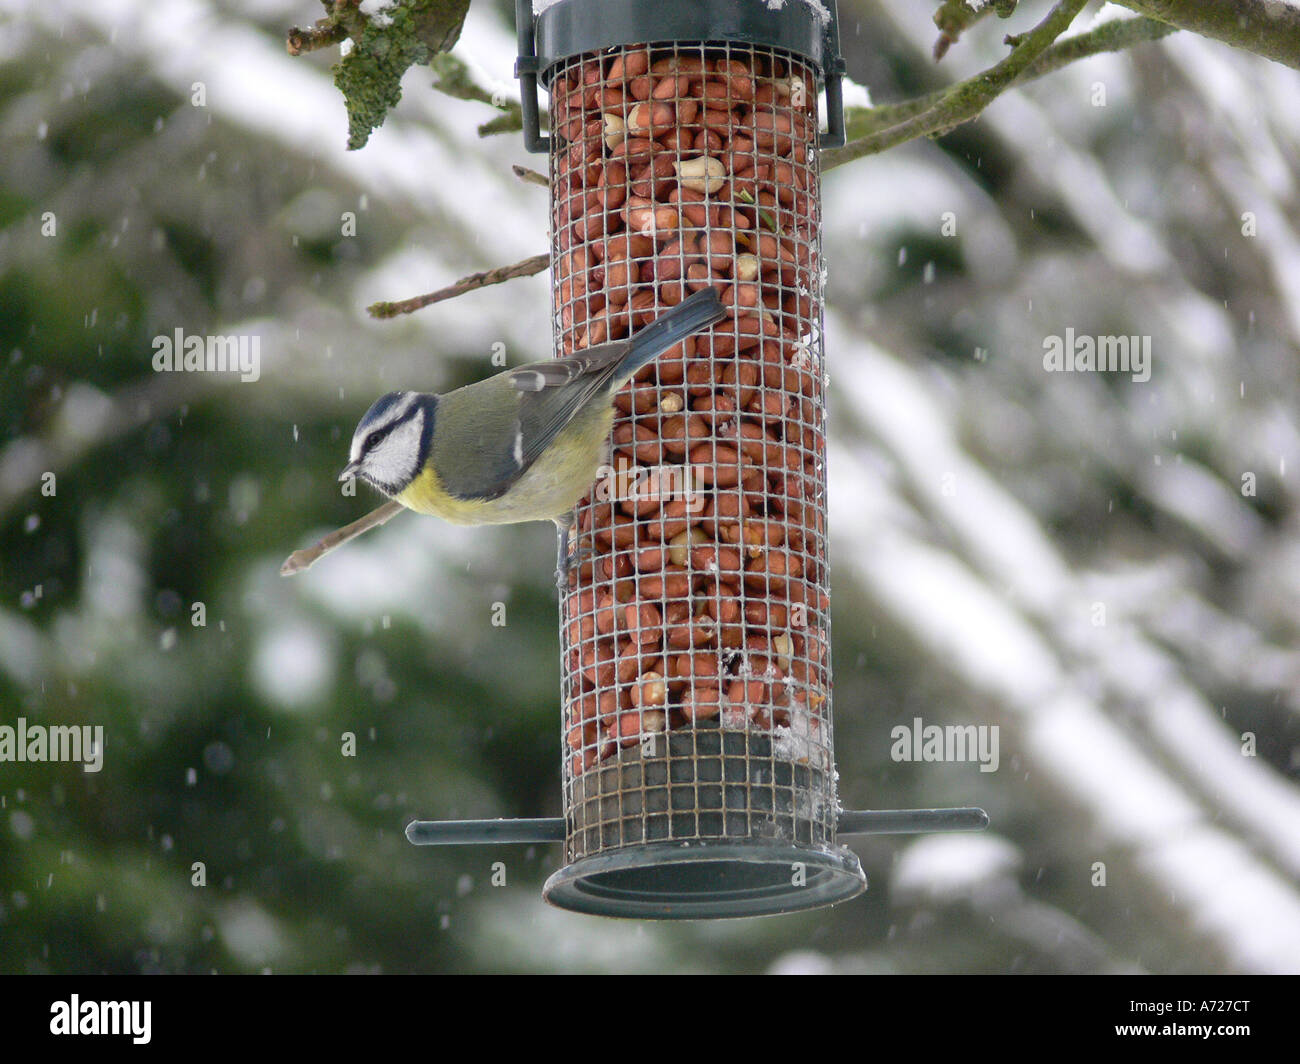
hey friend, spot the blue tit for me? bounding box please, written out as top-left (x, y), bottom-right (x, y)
top-left (338, 287), bottom-right (726, 580)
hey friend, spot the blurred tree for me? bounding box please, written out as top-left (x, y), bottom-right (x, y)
top-left (0, 0), bottom-right (1297, 973)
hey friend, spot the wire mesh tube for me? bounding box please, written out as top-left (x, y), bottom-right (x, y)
top-left (547, 38), bottom-right (861, 916)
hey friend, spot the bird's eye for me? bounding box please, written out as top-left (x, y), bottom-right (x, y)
top-left (365, 431), bottom-right (381, 451)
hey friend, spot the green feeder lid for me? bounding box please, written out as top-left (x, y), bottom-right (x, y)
top-left (515, 0), bottom-right (847, 151)
top-left (533, 0), bottom-right (843, 82)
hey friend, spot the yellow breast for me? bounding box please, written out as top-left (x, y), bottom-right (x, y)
top-left (395, 407), bottom-right (613, 526)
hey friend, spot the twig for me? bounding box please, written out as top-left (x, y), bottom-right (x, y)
top-left (840, 92), bottom-right (945, 147)
top-left (932, 0), bottom-right (1016, 61)
top-left (430, 52), bottom-right (525, 138)
top-left (367, 253), bottom-right (550, 318)
top-left (824, 0), bottom-right (1098, 171)
top-left (838, 15), bottom-right (1177, 152)
top-left (281, 500), bottom-right (405, 576)
top-left (478, 111), bottom-right (523, 137)
top-left (826, 0), bottom-right (1088, 167)
top-left (512, 164), bottom-right (550, 188)
top-left (286, 19), bottom-right (348, 56)
top-left (1021, 15), bottom-right (1179, 79)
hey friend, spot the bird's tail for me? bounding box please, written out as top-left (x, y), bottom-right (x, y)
top-left (615, 288), bottom-right (728, 382)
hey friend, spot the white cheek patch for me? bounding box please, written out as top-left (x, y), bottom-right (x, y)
top-left (351, 392), bottom-right (418, 466)
top-left (366, 407), bottom-right (425, 488)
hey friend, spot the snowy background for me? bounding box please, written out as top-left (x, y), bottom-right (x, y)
top-left (1, 0), bottom-right (1297, 972)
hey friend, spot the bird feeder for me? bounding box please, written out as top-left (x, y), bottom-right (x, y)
top-left (406, 0), bottom-right (989, 920)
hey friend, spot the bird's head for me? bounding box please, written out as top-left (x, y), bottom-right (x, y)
top-left (340, 390), bottom-right (434, 497)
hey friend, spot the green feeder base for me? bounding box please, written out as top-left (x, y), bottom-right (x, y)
top-left (542, 839), bottom-right (865, 919)
top-left (407, 808), bottom-right (987, 920)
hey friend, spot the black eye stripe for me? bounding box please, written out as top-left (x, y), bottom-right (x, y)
top-left (357, 391), bottom-right (413, 453)
top-left (362, 412), bottom-right (409, 452)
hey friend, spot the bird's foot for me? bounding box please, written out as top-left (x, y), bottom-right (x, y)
top-left (554, 539), bottom-right (597, 594)
top-left (553, 507), bottom-right (602, 596)
top-left (553, 513), bottom-right (584, 596)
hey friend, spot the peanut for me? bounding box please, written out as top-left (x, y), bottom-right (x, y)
top-left (631, 672), bottom-right (668, 708)
top-left (674, 155), bottom-right (726, 194)
top-left (557, 47), bottom-right (831, 768)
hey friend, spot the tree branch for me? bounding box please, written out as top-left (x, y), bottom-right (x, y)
top-left (287, 0), bottom-right (473, 150)
top-left (367, 253), bottom-right (550, 318)
top-left (512, 164), bottom-right (550, 188)
top-left (932, 0), bottom-right (1019, 61)
top-left (1020, 13), bottom-right (1179, 78)
top-left (429, 52), bottom-right (525, 138)
top-left (357, 10), bottom-right (1185, 317)
top-left (826, 7), bottom-right (1174, 171)
top-left (824, 0), bottom-right (1088, 170)
top-left (286, 18), bottom-right (348, 56)
top-left (281, 500), bottom-right (405, 575)
top-left (1113, 0), bottom-right (1300, 69)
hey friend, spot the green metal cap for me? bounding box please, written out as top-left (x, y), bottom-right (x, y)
top-left (534, 0), bottom-right (843, 83)
top-left (515, 0), bottom-right (847, 151)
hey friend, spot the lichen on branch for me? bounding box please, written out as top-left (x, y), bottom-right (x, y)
top-left (1114, 0), bottom-right (1300, 69)
top-left (288, 0), bottom-right (471, 150)
top-left (825, 0), bottom-right (1090, 170)
top-left (334, 10), bottom-right (430, 149)
top-left (833, 13), bottom-right (1179, 163)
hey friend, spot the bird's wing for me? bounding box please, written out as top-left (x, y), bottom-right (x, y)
top-left (445, 293), bottom-right (724, 501)
top-left (506, 340), bottom-right (632, 393)
top-left (431, 341), bottom-right (633, 503)
top-left (505, 340), bottom-right (633, 473)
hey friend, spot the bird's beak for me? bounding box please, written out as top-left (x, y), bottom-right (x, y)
top-left (338, 460), bottom-right (362, 483)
